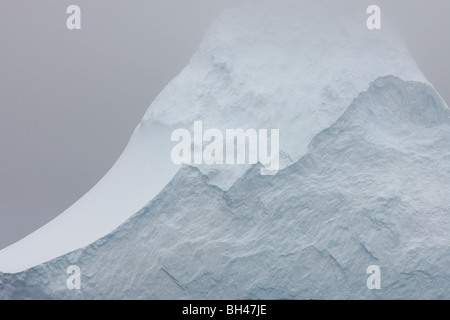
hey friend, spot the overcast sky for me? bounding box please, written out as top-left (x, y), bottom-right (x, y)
top-left (1, 0), bottom-right (449, 250)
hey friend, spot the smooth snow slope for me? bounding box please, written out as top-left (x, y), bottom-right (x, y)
top-left (0, 123), bottom-right (180, 273)
top-left (1, 76), bottom-right (449, 299)
top-left (0, 0), bottom-right (430, 273)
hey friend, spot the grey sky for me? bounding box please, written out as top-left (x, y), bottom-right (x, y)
top-left (0, 0), bottom-right (449, 250)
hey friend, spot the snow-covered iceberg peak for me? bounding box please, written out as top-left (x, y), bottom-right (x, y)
top-left (0, 0), bottom-right (431, 274)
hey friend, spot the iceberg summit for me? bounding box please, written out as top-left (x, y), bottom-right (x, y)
top-left (170, 121), bottom-right (280, 175)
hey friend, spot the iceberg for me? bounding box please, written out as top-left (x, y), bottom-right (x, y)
top-left (1, 0), bottom-right (448, 299)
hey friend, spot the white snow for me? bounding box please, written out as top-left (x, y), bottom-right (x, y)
top-left (0, 122), bottom-right (180, 273)
top-left (0, 0), bottom-right (431, 273)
